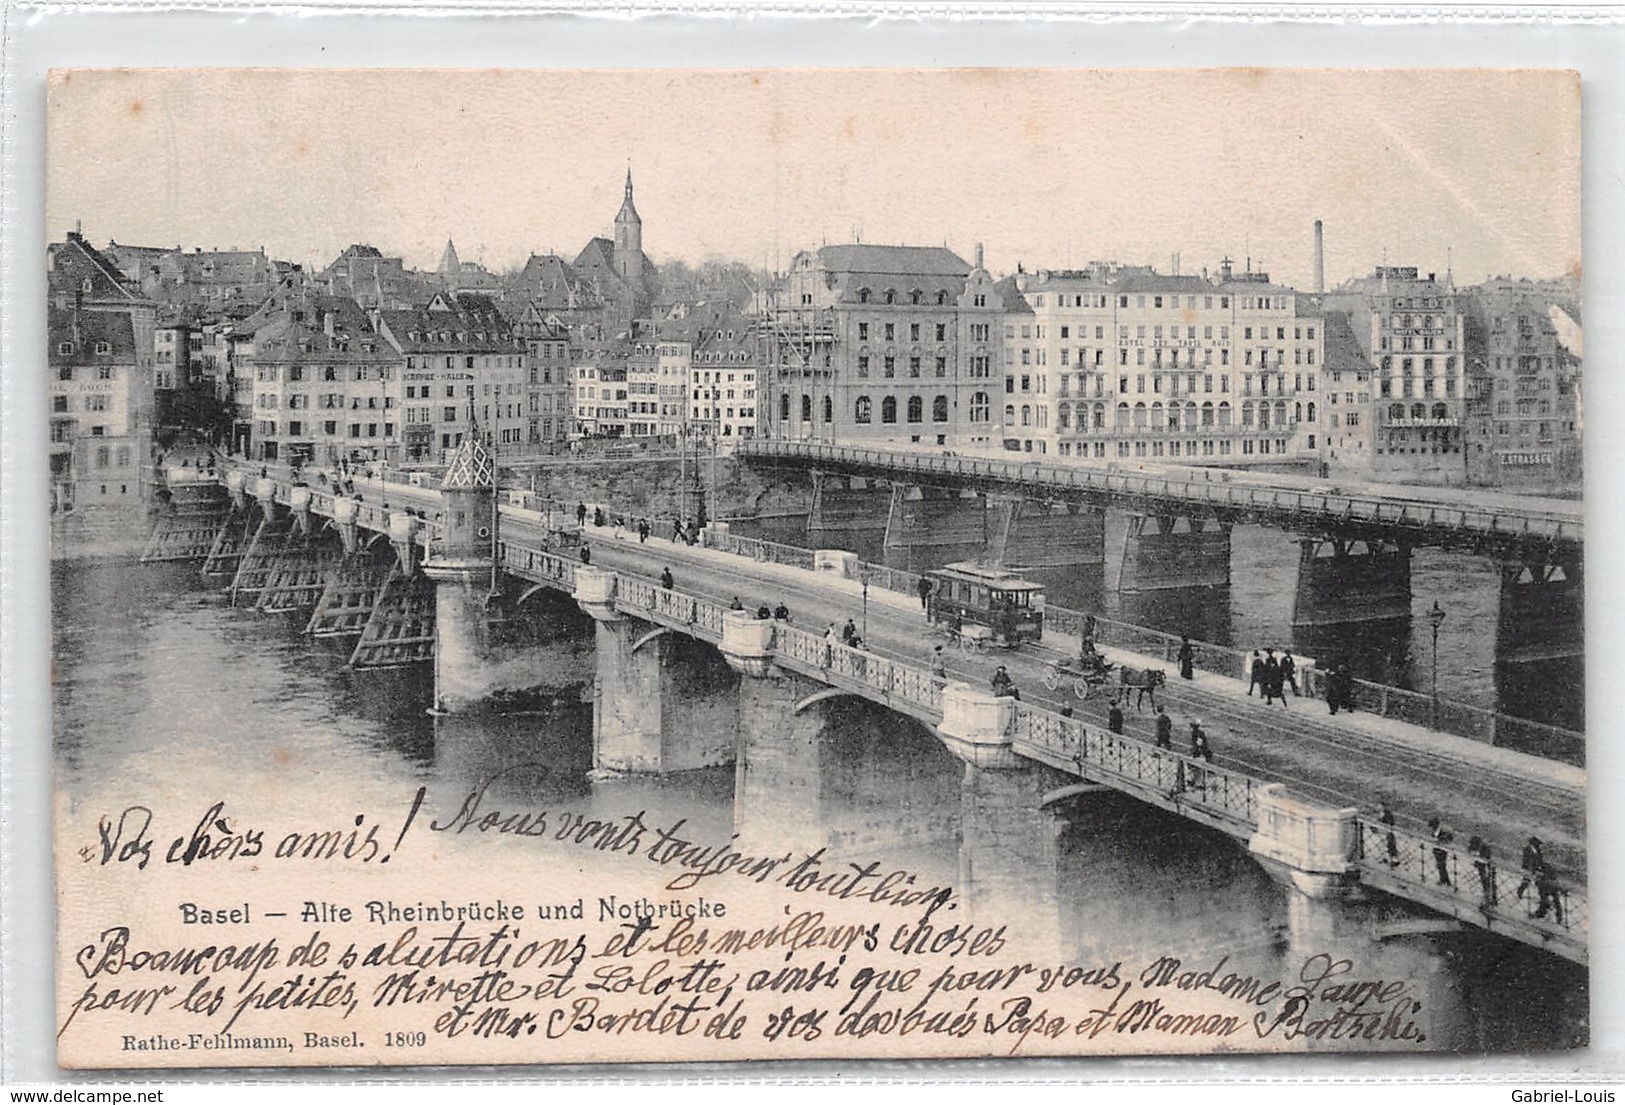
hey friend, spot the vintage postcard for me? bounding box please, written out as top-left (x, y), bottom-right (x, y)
top-left (46, 67), bottom-right (1587, 1068)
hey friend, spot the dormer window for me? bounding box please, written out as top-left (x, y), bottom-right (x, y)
top-left (57, 341), bottom-right (73, 355)
top-left (937, 291), bottom-right (949, 305)
top-left (910, 289), bottom-right (922, 305)
top-left (82, 278), bottom-right (93, 293)
top-left (858, 288), bottom-right (871, 304)
top-left (95, 341), bottom-right (111, 355)
top-left (884, 289), bottom-right (896, 305)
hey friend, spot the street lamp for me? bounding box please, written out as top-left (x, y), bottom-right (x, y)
top-left (1428, 600), bottom-right (1447, 727)
top-left (860, 563), bottom-right (871, 644)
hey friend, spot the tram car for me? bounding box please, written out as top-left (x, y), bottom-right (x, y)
top-left (924, 561), bottom-right (1045, 651)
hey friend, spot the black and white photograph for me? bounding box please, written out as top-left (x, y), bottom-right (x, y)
top-left (32, 64), bottom-right (1593, 1070)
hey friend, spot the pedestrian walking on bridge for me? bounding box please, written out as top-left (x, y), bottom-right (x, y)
top-left (917, 576), bottom-right (934, 615)
top-left (1248, 651), bottom-right (1264, 696)
top-left (1154, 706), bottom-right (1173, 750)
top-left (1108, 703), bottom-right (1124, 735)
top-left (576, 502), bottom-right (587, 527)
top-left (1280, 650), bottom-right (1300, 696)
top-left (1428, 817), bottom-right (1454, 887)
top-left (660, 567), bottom-right (674, 590)
top-left (1178, 637), bottom-right (1195, 681)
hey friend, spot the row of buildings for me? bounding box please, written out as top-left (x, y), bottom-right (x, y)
top-left (47, 177), bottom-right (1583, 512)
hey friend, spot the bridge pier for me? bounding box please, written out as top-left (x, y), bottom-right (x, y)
top-left (1247, 783), bottom-right (1367, 954)
top-left (1116, 513), bottom-right (1231, 594)
top-left (307, 552), bottom-right (393, 638)
top-left (256, 526), bottom-right (345, 615)
top-left (883, 484), bottom-right (988, 570)
top-left (574, 567), bottom-right (738, 774)
top-left (989, 497), bottom-right (1106, 572)
top-left (1496, 551), bottom-right (1583, 664)
top-left (1291, 537), bottom-right (1412, 633)
top-left (732, 663), bottom-right (838, 854)
top-left (807, 470), bottom-right (888, 544)
top-left (937, 683), bottom-right (1066, 952)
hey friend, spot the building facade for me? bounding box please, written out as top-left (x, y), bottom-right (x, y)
top-left (1322, 266), bottom-right (1467, 484)
top-left (768, 243), bottom-right (1007, 448)
top-left (1001, 262), bottom-right (1325, 466)
top-left (48, 306), bottom-right (150, 510)
top-left (1461, 282), bottom-right (1583, 490)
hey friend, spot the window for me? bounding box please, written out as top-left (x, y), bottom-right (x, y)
top-left (883, 356), bottom-right (895, 378)
top-left (824, 396), bottom-right (833, 423)
top-left (857, 355), bottom-right (870, 378)
top-left (907, 396), bottom-right (923, 423)
top-left (881, 396), bottom-right (897, 423)
top-left (858, 323), bottom-right (869, 341)
top-left (855, 396), bottom-right (872, 423)
top-left (969, 393), bottom-right (988, 422)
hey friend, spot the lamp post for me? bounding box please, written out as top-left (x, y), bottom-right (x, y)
top-left (860, 563), bottom-right (871, 644)
top-left (1428, 600), bottom-right (1446, 728)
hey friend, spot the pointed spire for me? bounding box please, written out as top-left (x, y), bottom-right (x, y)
top-left (616, 163), bottom-right (640, 225)
top-left (439, 238), bottom-right (461, 275)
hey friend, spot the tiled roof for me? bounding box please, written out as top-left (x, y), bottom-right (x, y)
top-left (1319, 310), bottom-right (1370, 371)
top-left (441, 437), bottom-right (495, 490)
top-left (994, 276), bottom-right (1033, 315)
top-left (816, 244), bottom-right (969, 277)
top-left (47, 307), bottom-right (138, 362)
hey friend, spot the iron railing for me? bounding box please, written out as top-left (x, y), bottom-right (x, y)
top-left (1353, 816), bottom-right (1586, 941)
top-left (737, 441), bottom-right (1583, 544)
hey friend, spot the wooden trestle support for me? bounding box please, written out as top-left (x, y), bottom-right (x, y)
top-left (140, 487), bottom-right (233, 563)
top-left (348, 562), bottom-right (436, 669)
top-left (256, 532), bottom-right (347, 615)
top-left (201, 508), bottom-right (259, 580)
top-left (227, 513), bottom-right (300, 607)
top-left (306, 556), bottom-right (394, 638)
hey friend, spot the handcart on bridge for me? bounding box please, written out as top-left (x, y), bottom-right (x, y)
top-left (925, 562), bottom-right (1045, 653)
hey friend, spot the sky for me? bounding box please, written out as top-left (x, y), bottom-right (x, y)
top-left (45, 68), bottom-right (1582, 289)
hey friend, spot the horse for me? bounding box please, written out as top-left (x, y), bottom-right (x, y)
top-left (1118, 665), bottom-right (1167, 711)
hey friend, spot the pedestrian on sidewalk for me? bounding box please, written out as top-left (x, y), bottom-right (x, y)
top-left (1262, 650), bottom-right (1282, 705)
top-left (576, 502), bottom-right (587, 527)
top-left (842, 618), bottom-right (857, 646)
top-left (660, 567), bottom-right (674, 589)
top-left (1189, 720), bottom-right (1212, 762)
top-left (578, 544), bottom-right (591, 565)
top-left (638, 518), bottom-right (650, 543)
top-left (1516, 836), bottom-right (1545, 904)
top-left (1108, 703), bottom-right (1124, 735)
top-left (1377, 803), bottom-right (1399, 867)
top-left (917, 576), bottom-right (934, 614)
top-left (672, 515), bottom-right (684, 542)
top-left (593, 507), bottom-right (605, 527)
top-left (730, 596), bottom-right (745, 611)
top-left (1470, 837), bottom-right (1497, 908)
top-left (1154, 706), bottom-right (1173, 749)
top-left (823, 624), bottom-right (838, 668)
top-left (929, 646), bottom-right (948, 686)
top-left (1178, 636), bottom-right (1196, 681)
top-left (1280, 650), bottom-right (1300, 696)
top-left (1248, 650), bottom-right (1265, 696)
top-left (1428, 817), bottom-right (1454, 887)
top-left (1534, 860), bottom-right (1564, 923)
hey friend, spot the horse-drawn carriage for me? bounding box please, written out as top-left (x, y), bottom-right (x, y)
top-left (1044, 652), bottom-right (1116, 699)
top-left (925, 562), bottom-right (1045, 653)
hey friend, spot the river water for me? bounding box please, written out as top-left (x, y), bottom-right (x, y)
top-left (51, 555), bottom-right (1588, 1056)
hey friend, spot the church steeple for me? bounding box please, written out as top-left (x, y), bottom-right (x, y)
top-left (613, 165), bottom-right (644, 291)
top-left (438, 238), bottom-right (461, 275)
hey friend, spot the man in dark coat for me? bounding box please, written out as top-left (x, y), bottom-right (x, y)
top-left (1154, 706), bottom-right (1173, 749)
top-left (1262, 650), bottom-right (1282, 705)
top-left (1108, 703), bottom-right (1124, 735)
top-left (1280, 650), bottom-right (1299, 696)
top-left (916, 576), bottom-right (933, 613)
top-left (1248, 651), bottom-right (1264, 696)
top-left (1178, 637), bottom-right (1195, 681)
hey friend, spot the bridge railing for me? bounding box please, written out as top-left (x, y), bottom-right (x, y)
top-left (1010, 704), bottom-right (1259, 827)
top-left (704, 530), bottom-right (819, 571)
top-left (1352, 816), bottom-right (1586, 942)
top-left (738, 441), bottom-right (1582, 542)
top-left (614, 576), bottom-right (728, 639)
top-left (773, 624), bottom-right (946, 714)
top-left (497, 543), bottom-right (577, 590)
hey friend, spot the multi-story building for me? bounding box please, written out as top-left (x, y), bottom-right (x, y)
top-left (240, 294), bottom-right (402, 465)
top-left (1461, 281), bottom-right (1583, 490)
top-left (690, 310), bottom-right (760, 440)
top-left (768, 243), bottom-right (1007, 447)
top-left (573, 333), bottom-right (632, 437)
top-left (1317, 310), bottom-right (1377, 475)
top-left (1002, 261), bottom-right (1325, 465)
top-left (1322, 266), bottom-right (1467, 484)
top-left (47, 231), bottom-right (158, 508)
top-left (512, 306), bottom-right (574, 448)
top-left (48, 305), bottom-right (150, 510)
top-left (377, 292), bottom-right (528, 461)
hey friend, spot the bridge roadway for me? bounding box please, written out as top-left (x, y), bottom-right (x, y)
top-left (218, 462), bottom-right (1587, 961)
top-left (736, 440), bottom-right (1584, 556)
top-left (539, 515), bottom-right (1585, 883)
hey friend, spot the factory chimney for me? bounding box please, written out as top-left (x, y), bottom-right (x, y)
top-left (1313, 219), bottom-right (1325, 294)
